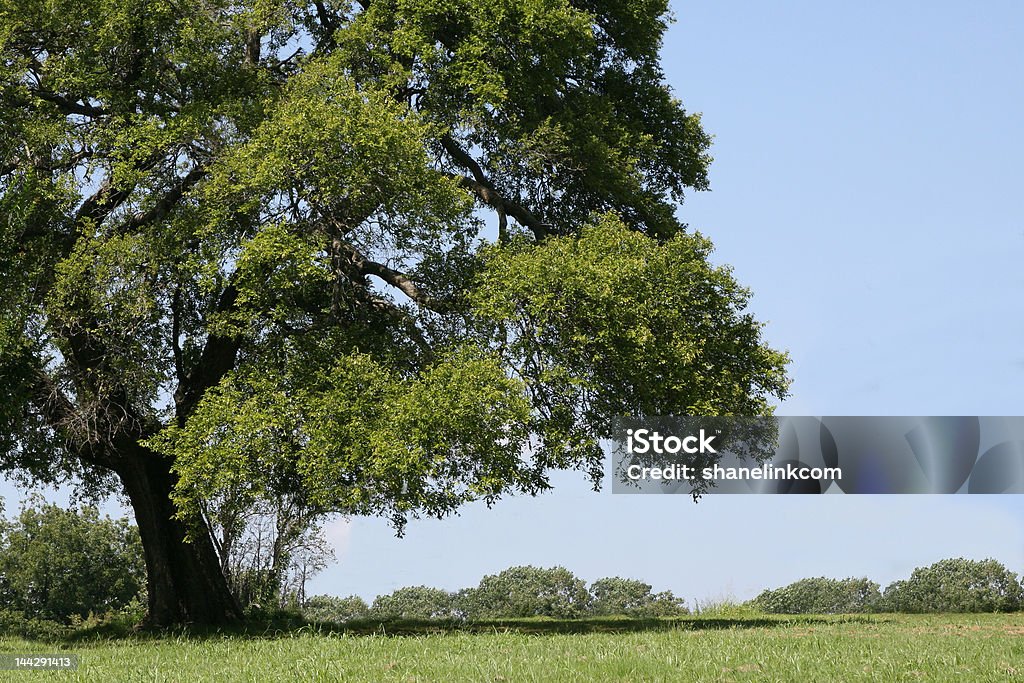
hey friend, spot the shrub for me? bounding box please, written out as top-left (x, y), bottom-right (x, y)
top-left (693, 595), bottom-right (765, 619)
top-left (881, 558), bottom-right (1023, 613)
top-left (370, 586), bottom-right (457, 620)
top-left (462, 566), bottom-right (590, 619)
top-left (588, 577), bottom-right (687, 617)
top-left (754, 577), bottom-right (881, 614)
top-left (302, 595), bottom-right (370, 623)
top-left (0, 609), bottom-right (69, 640)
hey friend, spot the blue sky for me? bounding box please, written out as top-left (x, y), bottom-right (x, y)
top-left (4, 1), bottom-right (1024, 605)
top-left (308, 1), bottom-right (1024, 602)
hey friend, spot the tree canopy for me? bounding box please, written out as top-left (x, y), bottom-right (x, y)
top-left (0, 497), bottom-right (145, 623)
top-left (1, 0), bottom-right (788, 625)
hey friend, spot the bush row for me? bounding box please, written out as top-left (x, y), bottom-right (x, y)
top-left (304, 566), bottom-right (687, 623)
top-left (3, 496), bottom-right (1020, 625)
top-left (754, 558), bottom-right (1024, 614)
top-left (307, 557), bottom-right (1024, 624)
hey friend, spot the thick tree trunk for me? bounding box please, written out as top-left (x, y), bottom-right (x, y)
top-left (116, 447), bottom-right (242, 627)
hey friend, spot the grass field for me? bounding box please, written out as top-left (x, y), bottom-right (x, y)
top-left (2, 613), bottom-right (1023, 682)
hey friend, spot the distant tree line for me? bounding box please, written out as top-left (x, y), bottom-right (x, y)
top-left (753, 559), bottom-right (1023, 614)
top-left (309, 558), bottom-right (1024, 623)
top-left (303, 566), bottom-right (687, 623)
top-left (3, 498), bottom-right (1023, 629)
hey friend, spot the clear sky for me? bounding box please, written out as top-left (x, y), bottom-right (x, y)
top-left (4, 1), bottom-right (1024, 605)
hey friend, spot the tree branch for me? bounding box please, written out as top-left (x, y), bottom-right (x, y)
top-left (121, 168), bottom-right (206, 233)
top-left (27, 368), bottom-right (119, 470)
top-left (345, 243), bottom-right (436, 309)
top-left (171, 284), bottom-right (185, 384)
top-left (174, 284), bottom-right (242, 425)
top-left (440, 135), bottom-right (550, 239)
top-left (31, 90), bottom-right (109, 117)
top-left (74, 178), bottom-right (134, 229)
top-left (312, 1), bottom-right (339, 51)
top-left (72, 150), bottom-right (180, 238)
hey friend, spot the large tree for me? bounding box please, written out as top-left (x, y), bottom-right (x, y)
top-left (0, 0), bottom-right (789, 626)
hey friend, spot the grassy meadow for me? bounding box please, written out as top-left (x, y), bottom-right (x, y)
top-left (2, 613), bottom-right (1024, 682)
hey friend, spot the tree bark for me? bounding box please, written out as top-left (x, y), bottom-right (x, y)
top-left (116, 447), bottom-right (242, 627)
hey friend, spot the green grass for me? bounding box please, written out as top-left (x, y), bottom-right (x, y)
top-left (2, 614), bottom-right (1023, 682)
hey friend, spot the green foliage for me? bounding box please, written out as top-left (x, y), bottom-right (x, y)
top-left (0, 498), bottom-right (145, 623)
top-left (371, 586), bottom-right (458, 620)
top-left (303, 569), bottom-right (689, 623)
top-left (1, 0), bottom-right (788, 508)
top-left (0, 609), bottom-right (68, 641)
top-left (472, 216), bottom-right (790, 475)
top-left (302, 594), bottom-right (371, 624)
top-left (154, 347), bottom-right (537, 531)
top-left (206, 54), bottom-right (472, 248)
top-left (1, 0), bottom-right (790, 621)
top-left (753, 577), bottom-right (881, 615)
top-left (462, 566), bottom-right (591, 619)
top-left (881, 558), bottom-right (1023, 614)
top-left (588, 577), bottom-right (687, 617)
top-left (690, 595), bottom-right (765, 619)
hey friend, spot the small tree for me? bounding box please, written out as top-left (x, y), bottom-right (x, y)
top-left (462, 566), bottom-right (590, 619)
top-left (881, 558), bottom-right (1023, 613)
top-left (588, 577), bottom-right (686, 617)
top-left (0, 498), bottom-right (145, 622)
top-left (754, 577), bottom-right (881, 614)
top-left (204, 493), bottom-right (334, 611)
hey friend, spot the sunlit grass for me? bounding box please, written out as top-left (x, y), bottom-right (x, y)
top-left (2, 613), bottom-right (1023, 681)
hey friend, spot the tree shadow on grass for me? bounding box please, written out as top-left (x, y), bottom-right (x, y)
top-left (48, 613), bottom-right (889, 643)
top-left (320, 614), bottom-right (884, 637)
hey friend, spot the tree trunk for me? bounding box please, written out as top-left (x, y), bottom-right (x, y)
top-left (116, 447), bottom-right (242, 627)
